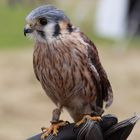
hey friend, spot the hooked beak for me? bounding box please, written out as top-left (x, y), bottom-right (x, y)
top-left (24, 25), bottom-right (33, 36)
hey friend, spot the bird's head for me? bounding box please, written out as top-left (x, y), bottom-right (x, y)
top-left (24, 5), bottom-right (73, 43)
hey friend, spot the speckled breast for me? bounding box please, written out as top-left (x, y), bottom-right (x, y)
top-left (33, 39), bottom-right (97, 106)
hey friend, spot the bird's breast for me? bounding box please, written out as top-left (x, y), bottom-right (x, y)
top-left (33, 37), bottom-right (96, 105)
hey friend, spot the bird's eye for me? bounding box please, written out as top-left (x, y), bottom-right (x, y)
top-left (39, 18), bottom-right (47, 26)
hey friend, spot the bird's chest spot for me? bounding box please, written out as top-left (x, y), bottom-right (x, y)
top-left (33, 41), bottom-right (90, 95)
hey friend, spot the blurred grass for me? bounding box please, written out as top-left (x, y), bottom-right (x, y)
top-left (0, 2), bottom-right (140, 49)
top-left (0, 2), bottom-right (113, 49)
top-left (0, 5), bottom-right (32, 48)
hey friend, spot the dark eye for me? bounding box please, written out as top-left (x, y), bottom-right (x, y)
top-left (39, 18), bottom-right (47, 25)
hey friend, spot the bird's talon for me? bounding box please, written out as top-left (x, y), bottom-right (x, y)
top-left (41, 133), bottom-right (48, 140)
top-left (76, 118), bottom-right (86, 126)
top-left (41, 121), bottom-right (68, 139)
top-left (53, 131), bottom-right (58, 136)
top-left (76, 115), bottom-right (102, 126)
top-left (91, 116), bottom-right (102, 121)
top-left (65, 121), bottom-right (70, 124)
top-left (41, 127), bottom-right (48, 132)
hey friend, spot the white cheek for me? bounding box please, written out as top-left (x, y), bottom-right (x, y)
top-left (44, 23), bottom-right (55, 36)
top-left (27, 31), bottom-right (46, 43)
top-left (27, 33), bottom-right (34, 40)
top-left (27, 23), bottom-right (56, 43)
top-left (44, 23), bottom-right (56, 43)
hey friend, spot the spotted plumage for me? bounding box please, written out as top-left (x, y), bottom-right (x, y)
top-left (24, 5), bottom-right (113, 123)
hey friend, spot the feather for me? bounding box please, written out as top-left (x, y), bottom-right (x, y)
top-left (80, 32), bottom-right (113, 108)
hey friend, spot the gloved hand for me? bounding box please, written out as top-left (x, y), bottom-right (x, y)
top-left (27, 114), bottom-right (139, 140)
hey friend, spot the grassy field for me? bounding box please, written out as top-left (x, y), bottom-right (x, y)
top-left (0, 3), bottom-right (140, 49)
top-left (0, 5), bottom-right (33, 48)
top-left (0, 3), bottom-right (105, 49)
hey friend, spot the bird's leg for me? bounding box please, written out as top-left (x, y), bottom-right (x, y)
top-left (76, 115), bottom-right (102, 126)
top-left (41, 108), bottom-right (68, 140)
top-left (41, 121), bottom-right (68, 139)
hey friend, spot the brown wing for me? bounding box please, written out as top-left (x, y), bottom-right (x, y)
top-left (80, 32), bottom-right (113, 108)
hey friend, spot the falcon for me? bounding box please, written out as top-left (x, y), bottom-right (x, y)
top-left (24, 5), bottom-right (113, 139)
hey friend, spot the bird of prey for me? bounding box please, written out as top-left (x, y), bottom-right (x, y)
top-left (24, 5), bottom-right (113, 139)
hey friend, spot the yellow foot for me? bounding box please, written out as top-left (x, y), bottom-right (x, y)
top-left (76, 115), bottom-right (102, 126)
top-left (41, 121), bottom-right (68, 140)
